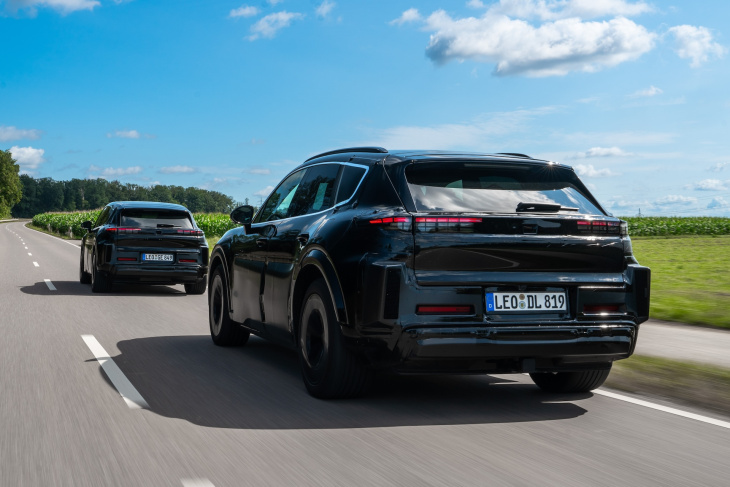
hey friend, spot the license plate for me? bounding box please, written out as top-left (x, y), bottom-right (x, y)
top-left (142, 253), bottom-right (173, 262)
top-left (486, 292), bottom-right (567, 312)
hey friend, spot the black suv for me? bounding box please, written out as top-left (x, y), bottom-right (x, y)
top-left (209, 148), bottom-right (650, 398)
top-left (80, 201), bottom-right (208, 293)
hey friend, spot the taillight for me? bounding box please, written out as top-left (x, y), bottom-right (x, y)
top-left (415, 217), bottom-right (482, 233)
top-left (416, 305), bottom-right (474, 315)
top-left (106, 227), bottom-right (141, 234)
top-left (368, 216), bottom-right (411, 230)
top-left (577, 220), bottom-right (621, 235)
top-left (117, 257), bottom-right (136, 261)
top-left (583, 304), bottom-right (621, 314)
top-left (179, 258), bottom-right (197, 263)
top-left (177, 229), bottom-right (204, 236)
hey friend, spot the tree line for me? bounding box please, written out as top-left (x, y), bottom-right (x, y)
top-left (1, 149), bottom-right (238, 218)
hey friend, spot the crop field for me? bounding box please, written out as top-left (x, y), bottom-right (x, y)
top-left (622, 217), bottom-right (730, 236)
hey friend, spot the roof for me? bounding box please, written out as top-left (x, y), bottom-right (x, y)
top-left (108, 201), bottom-right (190, 211)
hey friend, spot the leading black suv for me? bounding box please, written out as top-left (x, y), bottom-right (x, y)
top-left (208, 148), bottom-right (650, 398)
top-left (80, 201), bottom-right (209, 293)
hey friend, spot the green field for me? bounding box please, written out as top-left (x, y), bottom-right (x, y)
top-left (632, 236), bottom-right (730, 329)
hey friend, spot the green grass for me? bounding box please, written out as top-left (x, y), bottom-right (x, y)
top-left (632, 236), bottom-right (730, 329)
top-left (607, 355), bottom-right (730, 416)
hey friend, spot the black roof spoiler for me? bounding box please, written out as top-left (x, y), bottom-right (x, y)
top-left (305, 147), bottom-right (388, 162)
top-left (496, 153), bottom-right (533, 159)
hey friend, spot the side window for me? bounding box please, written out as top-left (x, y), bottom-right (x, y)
top-left (256, 169), bottom-right (306, 222)
top-left (94, 207), bottom-right (111, 227)
top-left (288, 164), bottom-right (341, 217)
top-left (335, 165), bottom-right (367, 204)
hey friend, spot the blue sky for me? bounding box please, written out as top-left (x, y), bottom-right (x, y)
top-left (1, 0), bottom-right (729, 216)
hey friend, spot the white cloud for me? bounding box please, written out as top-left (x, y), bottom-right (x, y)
top-left (668, 25), bottom-right (726, 68)
top-left (159, 165), bottom-right (196, 174)
top-left (247, 168), bottom-right (271, 175)
top-left (467, 0), bottom-right (485, 9)
top-left (248, 11), bottom-right (304, 40)
top-left (390, 8), bottom-right (421, 26)
top-left (708, 197), bottom-right (730, 209)
top-left (420, 10), bottom-right (656, 76)
top-left (8, 0), bottom-right (100, 15)
top-left (709, 162), bottom-right (730, 172)
top-left (315, 0), bottom-right (335, 19)
top-left (229, 5), bottom-right (259, 18)
top-left (573, 164), bottom-right (618, 177)
top-left (107, 129), bottom-right (139, 139)
top-left (254, 185), bottom-right (275, 198)
top-left (0, 125), bottom-right (41, 142)
top-left (576, 146), bottom-right (631, 158)
top-left (629, 85), bottom-right (662, 97)
top-left (9, 146), bottom-right (45, 173)
top-left (490, 0), bottom-right (653, 21)
top-left (655, 195), bottom-right (697, 205)
top-left (687, 179), bottom-right (729, 191)
top-left (267, 0), bottom-right (283, 4)
top-left (88, 165), bottom-right (143, 179)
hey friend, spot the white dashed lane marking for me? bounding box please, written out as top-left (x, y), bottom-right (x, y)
top-left (28, 253), bottom-right (32, 256)
top-left (181, 479), bottom-right (215, 487)
top-left (32, 262), bottom-right (39, 267)
top-left (81, 335), bottom-right (149, 410)
top-left (44, 279), bottom-right (56, 291)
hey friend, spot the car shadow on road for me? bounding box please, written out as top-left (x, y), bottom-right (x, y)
top-left (102, 335), bottom-right (590, 430)
top-left (20, 280), bottom-right (188, 296)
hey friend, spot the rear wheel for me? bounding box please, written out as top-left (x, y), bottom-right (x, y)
top-left (90, 252), bottom-right (112, 293)
top-left (208, 268), bottom-right (249, 346)
top-left (79, 250), bottom-right (91, 284)
top-left (530, 366), bottom-right (612, 393)
top-left (298, 279), bottom-right (372, 399)
top-left (184, 279), bottom-right (207, 295)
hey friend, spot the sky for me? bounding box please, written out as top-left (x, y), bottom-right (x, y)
top-left (1, 0), bottom-right (729, 216)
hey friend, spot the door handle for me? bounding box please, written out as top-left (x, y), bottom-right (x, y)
top-left (296, 234), bottom-right (309, 245)
top-left (256, 238), bottom-right (268, 248)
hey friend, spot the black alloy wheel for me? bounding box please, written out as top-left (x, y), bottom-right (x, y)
top-left (298, 279), bottom-right (371, 399)
top-left (90, 252), bottom-right (112, 293)
top-left (530, 366), bottom-right (612, 393)
top-left (208, 268), bottom-right (249, 346)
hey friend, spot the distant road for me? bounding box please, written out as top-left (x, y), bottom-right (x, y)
top-left (1, 221), bottom-right (729, 487)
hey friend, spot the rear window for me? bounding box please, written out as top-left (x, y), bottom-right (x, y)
top-left (405, 162), bottom-right (604, 215)
top-left (120, 209), bottom-right (193, 229)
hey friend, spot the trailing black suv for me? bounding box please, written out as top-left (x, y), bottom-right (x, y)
top-left (208, 148), bottom-right (650, 398)
top-left (80, 201), bottom-right (208, 294)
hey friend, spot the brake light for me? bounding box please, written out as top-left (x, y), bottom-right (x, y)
top-left (177, 229), bottom-right (204, 236)
top-left (415, 217), bottom-right (482, 233)
top-left (368, 216), bottom-right (411, 230)
top-left (117, 257), bottom-right (136, 261)
top-left (577, 220), bottom-right (621, 235)
top-left (416, 305), bottom-right (474, 315)
top-left (583, 304), bottom-right (621, 313)
top-left (179, 259), bottom-right (197, 263)
top-left (106, 227), bottom-right (141, 234)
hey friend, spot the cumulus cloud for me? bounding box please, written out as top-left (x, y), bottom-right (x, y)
top-left (687, 179), bottom-right (729, 191)
top-left (573, 164), bottom-right (618, 178)
top-left (159, 165), bottom-right (196, 174)
top-left (655, 195), bottom-right (697, 205)
top-left (669, 25), bottom-right (726, 68)
top-left (6, 0), bottom-right (100, 15)
top-left (576, 146), bottom-right (631, 158)
top-left (467, 0), bottom-right (486, 9)
top-left (0, 125), bottom-right (42, 142)
top-left (315, 0), bottom-right (335, 19)
top-left (419, 9), bottom-right (656, 76)
top-left (390, 8), bottom-right (421, 26)
top-left (9, 146), bottom-right (45, 173)
top-left (254, 185), bottom-right (275, 198)
top-left (709, 162), bottom-right (730, 172)
top-left (489, 0), bottom-right (653, 21)
top-left (88, 165), bottom-right (143, 179)
top-left (708, 197), bottom-right (730, 209)
top-left (229, 5), bottom-right (259, 18)
top-left (629, 85), bottom-right (662, 97)
top-left (248, 11), bottom-right (304, 40)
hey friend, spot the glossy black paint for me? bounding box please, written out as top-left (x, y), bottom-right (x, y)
top-left (80, 201), bottom-right (208, 289)
top-left (211, 150), bottom-right (650, 373)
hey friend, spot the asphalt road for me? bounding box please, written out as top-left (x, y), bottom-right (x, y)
top-left (2, 221), bottom-right (729, 487)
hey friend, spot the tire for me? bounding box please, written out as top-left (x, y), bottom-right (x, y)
top-left (530, 365), bottom-right (612, 393)
top-left (208, 268), bottom-right (249, 346)
top-left (79, 250), bottom-right (91, 284)
top-left (298, 279), bottom-right (372, 399)
top-left (90, 252), bottom-right (112, 293)
top-left (184, 278), bottom-right (207, 295)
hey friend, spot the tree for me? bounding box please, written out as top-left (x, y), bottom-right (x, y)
top-left (0, 150), bottom-right (23, 219)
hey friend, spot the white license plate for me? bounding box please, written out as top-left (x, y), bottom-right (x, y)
top-left (142, 253), bottom-right (173, 262)
top-left (486, 292), bottom-right (567, 312)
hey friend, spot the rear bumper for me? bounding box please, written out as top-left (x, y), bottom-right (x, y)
top-left (105, 264), bottom-right (208, 284)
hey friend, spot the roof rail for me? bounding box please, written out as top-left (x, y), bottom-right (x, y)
top-left (305, 147), bottom-right (388, 162)
top-left (497, 152), bottom-right (532, 159)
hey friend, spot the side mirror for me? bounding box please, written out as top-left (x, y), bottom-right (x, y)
top-left (230, 205), bottom-right (255, 225)
top-left (81, 221), bottom-right (92, 231)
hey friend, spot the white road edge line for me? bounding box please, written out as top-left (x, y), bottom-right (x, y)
top-left (81, 335), bottom-right (150, 410)
top-left (595, 389), bottom-right (730, 430)
top-left (181, 479), bottom-right (216, 487)
top-left (23, 224), bottom-right (80, 248)
top-left (44, 279), bottom-right (57, 291)
top-left (33, 262), bottom-right (39, 267)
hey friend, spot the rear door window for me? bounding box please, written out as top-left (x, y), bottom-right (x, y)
top-left (120, 209), bottom-right (193, 229)
top-left (405, 162), bottom-right (604, 215)
top-left (288, 164), bottom-right (342, 217)
top-left (335, 165), bottom-right (367, 204)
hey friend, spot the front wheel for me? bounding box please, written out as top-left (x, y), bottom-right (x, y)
top-left (208, 268), bottom-right (249, 346)
top-left (530, 366), bottom-right (612, 393)
top-left (298, 279), bottom-right (372, 399)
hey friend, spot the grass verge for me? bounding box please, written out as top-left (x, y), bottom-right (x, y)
top-left (606, 355), bottom-right (730, 417)
top-left (631, 236), bottom-right (730, 329)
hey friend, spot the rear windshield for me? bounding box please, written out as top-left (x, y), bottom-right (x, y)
top-left (120, 209), bottom-right (193, 229)
top-left (405, 162), bottom-right (604, 215)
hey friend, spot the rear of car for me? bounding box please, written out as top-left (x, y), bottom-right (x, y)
top-left (82, 202), bottom-right (209, 293)
top-left (352, 155), bottom-right (650, 391)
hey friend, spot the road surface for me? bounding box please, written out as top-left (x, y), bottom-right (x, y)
top-left (1, 221), bottom-right (728, 486)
